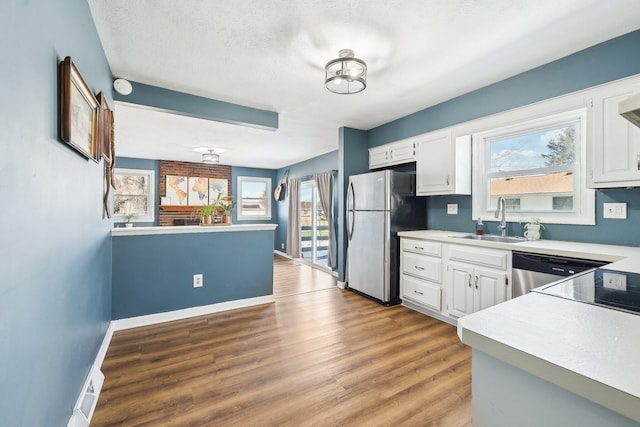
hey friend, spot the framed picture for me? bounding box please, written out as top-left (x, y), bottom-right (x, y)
top-left (188, 176), bottom-right (210, 206)
top-left (59, 56), bottom-right (99, 162)
top-left (165, 175), bottom-right (188, 205)
top-left (208, 178), bottom-right (228, 203)
top-left (95, 91), bottom-right (113, 163)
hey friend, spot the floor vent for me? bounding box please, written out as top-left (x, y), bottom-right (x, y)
top-left (67, 366), bottom-right (104, 427)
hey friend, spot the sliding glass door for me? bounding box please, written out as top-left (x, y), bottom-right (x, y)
top-left (300, 180), bottom-right (329, 268)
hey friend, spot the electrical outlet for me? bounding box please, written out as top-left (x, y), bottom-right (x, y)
top-left (447, 204), bottom-right (458, 215)
top-left (603, 272), bottom-right (627, 291)
top-left (193, 274), bottom-right (203, 288)
top-left (603, 203), bottom-right (627, 219)
top-left (281, 243), bottom-right (285, 250)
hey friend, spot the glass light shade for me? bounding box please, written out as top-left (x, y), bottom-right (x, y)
top-left (202, 149), bottom-right (219, 164)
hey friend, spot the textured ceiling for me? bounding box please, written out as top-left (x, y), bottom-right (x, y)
top-left (88, 0), bottom-right (640, 169)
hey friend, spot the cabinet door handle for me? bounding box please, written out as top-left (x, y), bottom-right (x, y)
top-left (414, 246), bottom-right (424, 250)
top-left (414, 290), bottom-right (424, 296)
top-left (446, 175), bottom-right (450, 185)
top-left (414, 266), bottom-right (425, 271)
top-left (475, 275), bottom-right (479, 290)
top-left (637, 153), bottom-right (640, 171)
top-left (468, 274), bottom-right (472, 288)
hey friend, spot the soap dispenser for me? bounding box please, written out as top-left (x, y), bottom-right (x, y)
top-left (476, 217), bottom-right (484, 235)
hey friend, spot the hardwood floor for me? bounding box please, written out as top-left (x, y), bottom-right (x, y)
top-left (91, 257), bottom-right (471, 427)
top-left (273, 254), bottom-right (337, 297)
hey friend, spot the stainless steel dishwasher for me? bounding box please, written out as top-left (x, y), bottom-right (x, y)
top-left (512, 251), bottom-right (607, 297)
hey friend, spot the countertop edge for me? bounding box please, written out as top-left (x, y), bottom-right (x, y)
top-left (458, 318), bottom-right (640, 422)
top-left (397, 229), bottom-right (635, 266)
top-left (112, 224), bottom-right (278, 236)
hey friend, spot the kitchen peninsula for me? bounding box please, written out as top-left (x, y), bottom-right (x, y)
top-left (399, 230), bottom-right (640, 426)
top-left (111, 224), bottom-right (277, 322)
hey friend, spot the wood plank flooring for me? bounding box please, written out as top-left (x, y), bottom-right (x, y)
top-left (91, 257), bottom-right (471, 426)
top-left (273, 254), bottom-right (337, 297)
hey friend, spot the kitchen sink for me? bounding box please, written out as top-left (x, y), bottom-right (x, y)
top-left (452, 234), bottom-right (526, 243)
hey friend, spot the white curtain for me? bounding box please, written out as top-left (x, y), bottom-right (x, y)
top-left (286, 177), bottom-right (301, 258)
top-left (314, 171), bottom-right (336, 269)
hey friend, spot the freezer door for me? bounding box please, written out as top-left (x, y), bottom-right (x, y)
top-left (349, 170), bottom-right (390, 211)
top-left (347, 210), bottom-right (390, 302)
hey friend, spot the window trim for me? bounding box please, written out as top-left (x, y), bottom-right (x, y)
top-left (113, 168), bottom-right (156, 223)
top-left (236, 176), bottom-right (272, 221)
top-left (472, 108), bottom-right (595, 225)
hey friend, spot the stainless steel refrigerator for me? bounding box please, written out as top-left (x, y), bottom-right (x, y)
top-left (346, 170), bottom-right (427, 305)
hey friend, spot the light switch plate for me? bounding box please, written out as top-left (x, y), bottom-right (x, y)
top-left (603, 203), bottom-right (627, 219)
top-left (447, 204), bottom-right (458, 215)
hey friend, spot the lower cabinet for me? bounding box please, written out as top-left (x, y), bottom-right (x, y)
top-left (447, 262), bottom-right (508, 318)
top-left (400, 237), bottom-right (511, 323)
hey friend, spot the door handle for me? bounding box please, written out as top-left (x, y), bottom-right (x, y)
top-left (475, 275), bottom-right (479, 290)
top-left (347, 182), bottom-right (355, 240)
top-left (468, 274), bottom-right (472, 288)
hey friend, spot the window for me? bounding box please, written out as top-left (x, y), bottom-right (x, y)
top-left (473, 108), bottom-right (595, 225)
top-left (237, 176), bottom-right (272, 220)
top-left (113, 168), bottom-right (155, 222)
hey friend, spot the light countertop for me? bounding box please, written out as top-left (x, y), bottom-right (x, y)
top-left (398, 229), bottom-right (640, 422)
top-left (112, 224), bottom-right (278, 236)
top-left (398, 229), bottom-right (640, 272)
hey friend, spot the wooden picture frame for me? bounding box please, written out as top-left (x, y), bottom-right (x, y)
top-left (95, 91), bottom-right (113, 163)
top-left (59, 56), bottom-right (99, 162)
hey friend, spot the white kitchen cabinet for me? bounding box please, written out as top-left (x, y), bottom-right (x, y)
top-left (369, 138), bottom-right (416, 169)
top-left (416, 131), bottom-right (471, 196)
top-left (400, 238), bottom-right (444, 314)
top-left (446, 245), bottom-right (510, 318)
top-left (588, 82), bottom-right (640, 188)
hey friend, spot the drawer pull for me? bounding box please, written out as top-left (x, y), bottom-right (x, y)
top-left (414, 290), bottom-right (424, 296)
top-left (414, 246), bottom-right (424, 250)
top-left (414, 266), bottom-right (425, 271)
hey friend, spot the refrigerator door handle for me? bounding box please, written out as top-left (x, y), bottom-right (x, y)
top-left (347, 182), bottom-right (355, 241)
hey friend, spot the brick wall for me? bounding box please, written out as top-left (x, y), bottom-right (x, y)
top-left (159, 160), bottom-right (232, 226)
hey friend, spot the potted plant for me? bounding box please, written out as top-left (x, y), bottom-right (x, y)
top-left (218, 195), bottom-right (236, 224)
top-left (124, 213), bottom-right (136, 228)
top-left (523, 217), bottom-right (544, 240)
top-left (199, 203), bottom-right (216, 225)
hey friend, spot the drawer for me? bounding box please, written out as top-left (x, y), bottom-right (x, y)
top-left (402, 252), bottom-right (442, 282)
top-left (448, 245), bottom-right (508, 270)
top-left (402, 274), bottom-right (442, 311)
top-left (401, 238), bottom-right (442, 257)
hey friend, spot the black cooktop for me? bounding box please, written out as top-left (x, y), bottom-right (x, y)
top-left (534, 268), bottom-right (640, 315)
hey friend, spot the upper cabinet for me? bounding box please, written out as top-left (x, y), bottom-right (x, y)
top-left (369, 138), bottom-right (416, 169)
top-left (416, 131), bottom-right (471, 196)
top-left (588, 80), bottom-right (640, 188)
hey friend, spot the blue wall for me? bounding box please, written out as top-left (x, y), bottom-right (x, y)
top-left (338, 129), bottom-right (370, 281)
top-left (275, 150), bottom-right (339, 253)
top-left (112, 230), bottom-right (275, 319)
top-left (366, 29), bottom-right (640, 247)
top-left (0, 1), bottom-right (113, 425)
top-left (115, 157), bottom-right (160, 226)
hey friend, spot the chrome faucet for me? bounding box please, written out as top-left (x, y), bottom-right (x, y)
top-left (495, 196), bottom-right (507, 237)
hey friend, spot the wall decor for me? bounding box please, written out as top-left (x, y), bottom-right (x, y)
top-left (188, 177), bottom-right (209, 206)
top-left (59, 56), bottom-right (99, 161)
top-left (208, 178), bottom-right (228, 203)
top-left (96, 92), bottom-right (116, 217)
top-left (165, 175), bottom-right (188, 205)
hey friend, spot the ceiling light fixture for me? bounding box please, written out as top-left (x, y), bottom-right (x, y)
top-left (325, 49), bottom-right (367, 94)
top-left (202, 149), bottom-right (219, 164)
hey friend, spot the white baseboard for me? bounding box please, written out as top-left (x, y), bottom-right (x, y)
top-left (337, 280), bottom-right (347, 289)
top-left (111, 295), bottom-right (275, 331)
